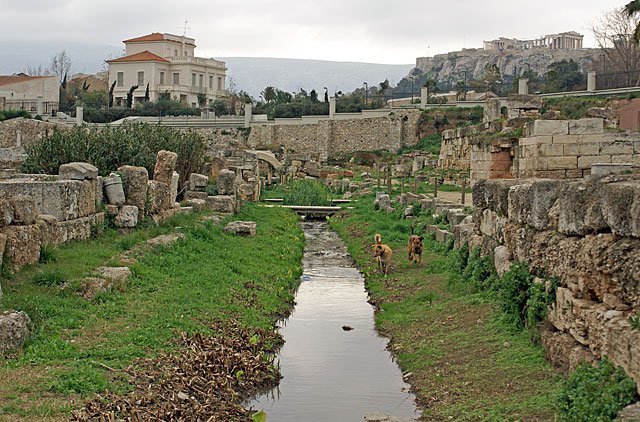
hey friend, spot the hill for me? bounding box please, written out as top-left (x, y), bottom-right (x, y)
top-left (218, 57), bottom-right (413, 100)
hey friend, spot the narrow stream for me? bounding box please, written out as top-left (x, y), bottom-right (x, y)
top-left (250, 221), bottom-right (419, 421)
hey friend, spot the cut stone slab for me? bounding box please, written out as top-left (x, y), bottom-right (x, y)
top-left (59, 162), bottom-right (98, 180)
top-left (7, 195), bottom-right (37, 225)
top-left (189, 173), bottom-right (209, 191)
top-left (114, 205), bottom-right (138, 228)
top-left (206, 195), bottom-right (236, 214)
top-left (118, 165), bottom-right (149, 214)
top-left (224, 221), bottom-right (256, 236)
top-left (217, 169), bottom-right (236, 196)
top-left (0, 311), bottom-right (31, 353)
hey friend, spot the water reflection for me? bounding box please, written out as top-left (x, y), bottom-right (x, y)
top-left (249, 221), bottom-right (419, 421)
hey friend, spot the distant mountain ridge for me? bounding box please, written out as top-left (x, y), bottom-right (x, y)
top-left (218, 57), bottom-right (413, 100)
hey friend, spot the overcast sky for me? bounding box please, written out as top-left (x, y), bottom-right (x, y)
top-left (0, 0), bottom-right (624, 65)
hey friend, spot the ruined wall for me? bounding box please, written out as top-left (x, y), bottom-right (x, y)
top-left (247, 110), bottom-right (420, 162)
top-left (440, 118), bottom-right (640, 184)
top-left (457, 177), bottom-right (640, 388)
top-left (0, 118), bottom-right (63, 171)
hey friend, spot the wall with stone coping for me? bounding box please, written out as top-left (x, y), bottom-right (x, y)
top-left (439, 118), bottom-right (640, 184)
top-left (455, 177), bottom-right (640, 389)
top-left (247, 110), bottom-right (421, 162)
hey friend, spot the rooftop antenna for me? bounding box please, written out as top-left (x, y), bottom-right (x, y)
top-left (177, 20), bottom-right (191, 55)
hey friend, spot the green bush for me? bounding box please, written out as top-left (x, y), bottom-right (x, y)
top-left (39, 244), bottom-right (58, 264)
top-left (0, 109), bottom-right (30, 121)
top-left (20, 122), bottom-right (206, 192)
top-left (557, 358), bottom-right (638, 421)
top-left (461, 247), bottom-right (497, 291)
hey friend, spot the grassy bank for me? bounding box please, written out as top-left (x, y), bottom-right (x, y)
top-left (0, 205), bottom-right (304, 420)
top-left (330, 196), bottom-right (562, 421)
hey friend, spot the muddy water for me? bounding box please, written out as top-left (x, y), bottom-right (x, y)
top-left (249, 221), bottom-right (419, 421)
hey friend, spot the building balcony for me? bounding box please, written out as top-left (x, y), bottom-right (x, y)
top-left (168, 56), bottom-right (226, 70)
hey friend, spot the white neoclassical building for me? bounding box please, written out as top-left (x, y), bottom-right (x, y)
top-left (107, 33), bottom-right (227, 108)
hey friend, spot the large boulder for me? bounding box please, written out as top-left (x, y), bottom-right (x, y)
top-left (118, 165), bottom-right (149, 215)
top-left (153, 150), bottom-right (178, 185)
top-left (0, 311), bottom-right (31, 353)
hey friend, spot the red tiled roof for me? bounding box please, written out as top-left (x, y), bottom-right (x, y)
top-left (0, 75), bottom-right (52, 86)
top-left (124, 32), bottom-right (195, 46)
top-left (107, 51), bottom-right (171, 63)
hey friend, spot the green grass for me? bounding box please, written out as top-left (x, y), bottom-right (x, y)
top-left (330, 195), bottom-right (563, 421)
top-left (0, 204), bottom-right (304, 418)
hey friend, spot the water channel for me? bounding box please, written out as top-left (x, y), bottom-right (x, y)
top-left (249, 221), bottom-right (419, 421)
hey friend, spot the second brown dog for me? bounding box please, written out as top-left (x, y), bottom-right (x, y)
top-left (407, 225), bottom-right (424, 267)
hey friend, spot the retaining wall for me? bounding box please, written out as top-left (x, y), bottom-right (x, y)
top-left (456, 177), bottom-right (640, 388)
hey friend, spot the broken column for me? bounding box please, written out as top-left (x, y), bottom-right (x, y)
top-left (118, 165), bottom-right (149, 215)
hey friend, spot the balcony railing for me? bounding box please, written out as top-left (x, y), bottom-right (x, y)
top-left (157, 85), bottom-right (227, 97)
top-left (168, 56), bottom-right (226, 69)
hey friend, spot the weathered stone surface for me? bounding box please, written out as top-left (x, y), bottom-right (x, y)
top-left (170, 171), bottom-right (179, 204)
top-left (0, 224), bottom-right (42, 270)
top-left (189, 173), bottom-right (209, 191)
top-left (224, 221), bottom-right (257, 236)
top-left (185, 190), bottom-right (208, 200)
top-left (508, 180), bottom-right (564, 230)
top-left (153, 150), bottom-right (178, 185)
top-left (186, 199), bottom-right (207, 211)
top-left (118, 165), bottom-right (149, 214)
top-left (617, 402), bottom-right (640, 421)
top-left (205, 195), bottom-right (236, 214)
top-left (472, 179), bottom-right (521, 216)
top-left (209, 157), bottom-right (226, 179)
top-left (147, 180), bottom-right (172, 215)
top-left (601, 181), bottom-right (640, 238)
top-left (453, 223), bottom-right (476, 249)
top-left (59, 162), bottom-right (98, 180)
top-left (305, 161), bottom-right (320, 177)
top-left (557, 179), bottom-right (607, 236)
top-left (0, 311), bottom-right (31, 353)
top-left (0, 199), bottom-right (13, 226)
top-left (479, 209), bottom-right (508, 243)
top-left (7, 195), bottom-right (37, 225)
top-left (374, 192), bottom-right (393, 213)
top-left (568, 118), bottom-right (604, 135)
top-left (493, 245), bottom-right (512, 277)
top-left (527, 119), bottom-right (569, 136)
top-left (541, 328), bottom-right (595, 372)
top-left (78, 277), bottom-right (109, 300)
top-left (217, 169), bottom-right (237, 196)
top-left (146, 233), bottom-right (185, 247)
top-left (114, 205), bottom-right (138, 228)
top-left (103, 173), bottom-right (126, 206)
top-left (95, 266), bottom-right (131, 289)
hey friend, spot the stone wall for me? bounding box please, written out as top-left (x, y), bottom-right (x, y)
top-left (439, 118), bottom-right (640, 184)
top-left (457, 177), bottom-right (640, 388)
top-left (0, 118), bottom-right (63, 171)
top-left (247, 110), bottom-right (421, 162)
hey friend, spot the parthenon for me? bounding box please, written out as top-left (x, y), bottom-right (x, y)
top-left (483, 31), bottom-right (583, 51)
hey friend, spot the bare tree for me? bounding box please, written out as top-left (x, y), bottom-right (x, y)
top-left (591, 7), bottom-right (640, 87)
top-left (21, 64), bottom-right (50, 76)
top-left (49, 50), bottom-right (72, 83)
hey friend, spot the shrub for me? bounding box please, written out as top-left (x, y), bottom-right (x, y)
top-left (0, 109), bottom-right (30, 121)
top-left (39, 245), bottom-right (58, 264)
top-left (461, 247), bottom-right (497, 291)
top-left (557, 358), bottom-right (638, 421)
top-left (20, 122), bottom-right (206, 192)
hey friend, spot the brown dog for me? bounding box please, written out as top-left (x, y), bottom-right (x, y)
top-left (407, 225), bottom-right (424, 267)
top-left (372, 233), bottom-right (393, 275)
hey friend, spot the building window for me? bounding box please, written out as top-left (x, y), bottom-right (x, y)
top-left (173, 72), bottom-right (180, 84)
top-left (209, 75), bottom-right (213, 89)
top-left (160, 71), bottom-right (165, 85)
top-left (174, 49), bottom-right (178, 56)
top-left (217, 77), bottom-right (223, 91)
top-left (137, 71), bottom-right (144, 86)
top-left (116, 72), bottom-right (123, 87)
top-left (192, 73), bottom-right (196, 87)
top-left (199, 74), bottom-right (203, 87)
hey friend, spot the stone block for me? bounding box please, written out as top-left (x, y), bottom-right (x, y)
top-left (189, 173), bottom-right (209, 191)
top-left (58, 162), bottom-right (98, 180)
top-left (224, 221), bottom-right (257, 236)
top-left (472, 179), bottom-right (522, 216)
top-left (170, 172), bottom-right (179, 204)
top-left (103, 173), bottom-right (126, 206)
top-left (185, 190), bottom-right (208, 200)
top-left (186, 199), bottom-right (207, 211)
top-left (557, 180), bottom-right (607, 236)
top-left (529, 120), bottom-right (569, 137)
top-left (601, 181), bottom-right (640, 238)
top-left (563, 142), bottom-right (600, 156)
top-left (147, 180), bottom-right (172, 215)
top-left (601, 141), bottom-right (634, 155)
top-left (435, 228), bottom-right (450, 243)
top-left (7, 195), bottom-right (37, 225)
top-left (520, 136), bottom-right (552, 147)
top-left (0, 224), bottom-right (42, 270)
top-left (568, 118), bottom-right (604, 135)
top-left (153, 150), bottom-right (178, 185)
top-left (95, 176), bottom-right (104, 206)
top-left (508, 180), bottom-right (564, 230)
top-left (206, 195), bottom-right (236, 214)
top-left (541, 144), bottom-right (564, 157)
top-left (548, 156), bottom-right (577, 170)
top-left (217, 169), bottom-right (237, 196)
top-left (118, 165), bottom-right (149, 214)
top-left (579, 155), bottom-right (611, 170)
top-left (493, 245), bottom-right (512, 277)
top-left (95, 266), bottom-right (131, 287)
top-left (209, 157), bottom-right (226, 179)
top-left (114, 205), bottom-right (138, 228)
top-left (0, 311), bottom-right (31, 353)
top-left (479, 209), bottom-right (507, 243)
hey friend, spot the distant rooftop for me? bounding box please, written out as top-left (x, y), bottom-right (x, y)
top-left (123, 32), bottom-right (196, 47)
top-left (0, 74), bottom-right (52, 86)
top-left (106, 51), bottom-right (171, 64)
